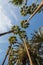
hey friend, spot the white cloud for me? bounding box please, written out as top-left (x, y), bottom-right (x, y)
top-left (0, 0), bottom-right (9, 6)
top-left (0, 0), bottom-right (18, 22)
top-left (10, 10), bottom-right (18, 21)
top-left (0, 5), bottom-right (13, 33)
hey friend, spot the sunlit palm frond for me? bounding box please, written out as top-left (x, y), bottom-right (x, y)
top-left (8, 43), bottom-right (29, 65)
top-left (21, 20), bottom-right (29, 28)
top-left (10, 0), bottom-right (24, 5)
top-left (11, 26), bottom-right (20, 34)
top-left (31, 31), bottom-right (43, 43)
top-left (9, 36), bottom-right (17, 45)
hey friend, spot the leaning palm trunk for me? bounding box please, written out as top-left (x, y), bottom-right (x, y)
top-left (0, 30), bottom-right (13, 36)
top-left (23, 39), bottom-right (34, 65)
top-left (2, 45), bottom-right (12, 65)
top-left (27, 1), bottom-right (43, 21)
top-left (25, 0), bottom-right (27, 5)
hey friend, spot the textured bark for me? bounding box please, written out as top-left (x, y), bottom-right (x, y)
top-left (27, 1), bottom-right (43, 21)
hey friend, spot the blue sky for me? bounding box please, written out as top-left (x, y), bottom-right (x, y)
top-left (0, 0), bottom-right (43, 65)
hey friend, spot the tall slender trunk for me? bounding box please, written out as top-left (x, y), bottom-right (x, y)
top-left (25, 0), bottom-right (27, 5)
top-left (2, 45), bottom-right (12, 65)
top-left (27, 1), bottom-right (43, 21)
top-left (23, 39), bottom-right (34, 65)
top-left (0, 30), bottom-right (13, 36)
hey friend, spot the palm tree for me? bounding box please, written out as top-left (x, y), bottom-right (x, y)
top-left (2, 45), bottom-right (12, 65)
top-left (8, 35), bottom-right (42, 65)
top-left (27, 1), bottom-right (43, 21)
top-left (8, 44), bottom-right (28, 65)
top-left (0, 30), bottom-right (13, 36)
top-left (18, 29), bottom-right (43, 65)
top-left (20, 1), bottom-right (43, 28)
top-left (10, 0), bottom-right (27, 6)
top-left (18, 30), bottom-right (35, 65)
top-left (2, 36), bottom-right (17, 65)
top-left (20, 5), bottom-right (29, 16)
top-left (21, 20), bottom-right (29, 28)
top-left (0, 26), bottom-right (20, 36)
top-left (31, 30), bottom-right (43, 43)
top-left (10, 0), bottom-right (24, 5)
top-left (31, 29), bottom-right (43, 65)
top-left (20, 3), bottom-right (37, 16)
top-left (23, 40), bottom-right (34, 65)
top-left (2, 0), bottom-right (43, 65)
top-left (2, 28), bottom-right (43, 65)
top-left (7, 30), bottom-right (35, 65)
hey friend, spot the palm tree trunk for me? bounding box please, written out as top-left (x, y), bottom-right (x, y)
top-left (27, 1), bottom-right (43, 21)
top-left (2, 45), bottom-right (12, 65)
top-left (23, 39), bottom-right (34, 65)
top-left (25, 0), bottom-right (27, 5)
top-left (0, 30), bottom-right (13, 36)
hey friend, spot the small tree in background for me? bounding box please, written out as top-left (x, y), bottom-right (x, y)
top-left (1, 0), bottom-right (43, 65)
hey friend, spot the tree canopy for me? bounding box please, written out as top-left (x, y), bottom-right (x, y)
top-left (1, 0), bottom-right (43, 65)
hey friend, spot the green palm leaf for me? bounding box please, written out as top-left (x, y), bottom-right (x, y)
top-left (9, 36), bottom-right (17, 44)
top-left (21, 20), bottom-right (29, 28)
top-left (11, 26), bottom-right (20, 34)
top-left (10, 0), bottom-right (24, 6)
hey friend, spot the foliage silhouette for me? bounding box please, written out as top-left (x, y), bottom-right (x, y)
top-left (1, 0), bottom-right (43, 65)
